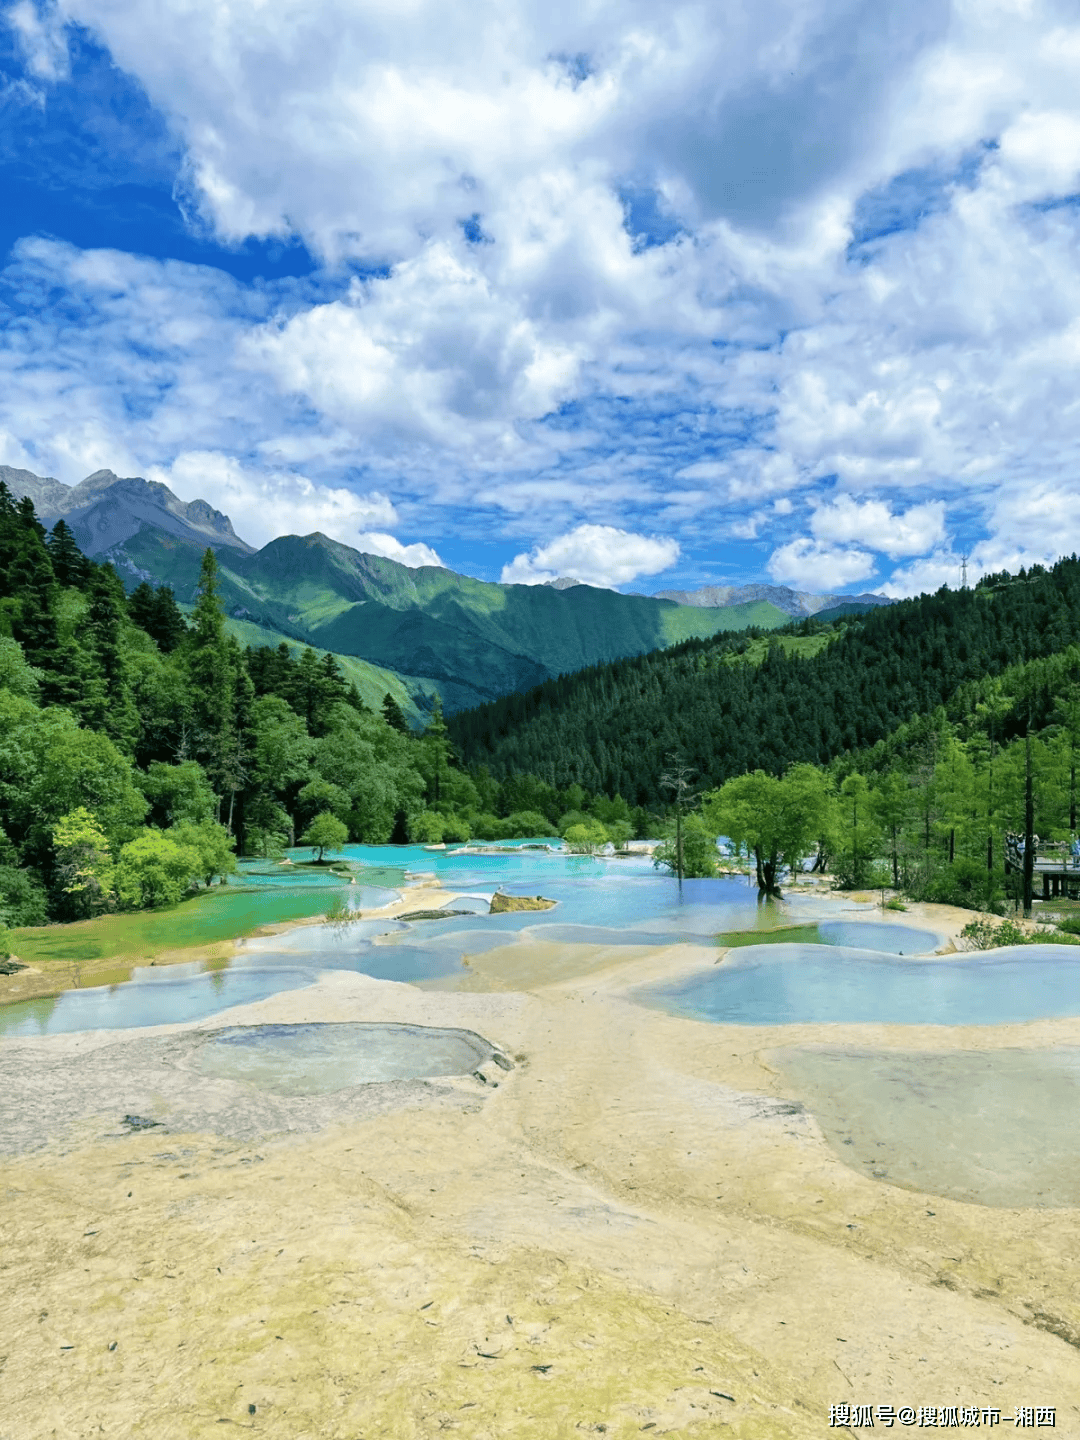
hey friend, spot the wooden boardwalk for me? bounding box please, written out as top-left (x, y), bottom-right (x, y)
top-left (1005, 837), bottom-right (1080, 899)
top-left (1030, 858), bottom-right (1080, 900)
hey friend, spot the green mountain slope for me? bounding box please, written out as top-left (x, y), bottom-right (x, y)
top-left (112, 527), bottom-right (796, 711)
top-left (208, 614), bottom-right (432, 725)
top-left (448, 557), bottom-right (1080, 800)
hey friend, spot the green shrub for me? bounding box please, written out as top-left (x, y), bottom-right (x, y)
top-left (961, 917), bottom-right (1027, 950)
top-left (439, 812), bottom-right (472, 843)
top-left (557, 810), bottom-right (591, 836)
top-left (471, 813), bottom-right (511, 840)
top-left (957, 917), bottom-right (1080, 949)
top-left (564, 820), bottom-right (609, 854)
top-left (0, 864), bottom-right (48, 927)
top-left (503, 810), bottom-right (556, 838)
top-left (116, 830), bottom-right (202, 909)
top-left (922, 856), bottom-right (1005, 913)
top-left (409, 811), bottom-right (445, 844)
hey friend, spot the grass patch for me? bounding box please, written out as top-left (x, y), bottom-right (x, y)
top-left (716, 923), bottom-right (823, 948)
top-left (12, 882), bottom-right (352, 968)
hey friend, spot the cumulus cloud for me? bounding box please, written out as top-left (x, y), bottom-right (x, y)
top-left (879, 550), bottom-right (964, 598)
top-left (354, 532), bottom-right (444, 568)
top-left (767, 538), bottom-right (876, 591)
top-left (248, 244), bottom-right (585, 448)
top-left (149, 452), bottom-right (399, 550)
top-left (501, 524), bottom-right (680, 588)
top-left (3, 1), bottom-right (1080, 586)
top-left (809, 496), bottom-right (947, 558)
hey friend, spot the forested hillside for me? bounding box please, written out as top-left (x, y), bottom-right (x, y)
top-left (445, 557), bottom-right (1080, 915)
top-left (0, 481), bottom-right (650, 939)
top-left (449, 558), bottom-right (1080, 798)
top-left (113, 526), bottom-right (794, 710)
top-left (6, 464), bottom-right (877, 715)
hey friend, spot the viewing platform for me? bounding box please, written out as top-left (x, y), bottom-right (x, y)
top-left (1005, 836), bottom-right (1080, 899)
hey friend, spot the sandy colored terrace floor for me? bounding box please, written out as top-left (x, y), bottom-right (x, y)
top-left (3, 912), bottom-right (1080, 1438)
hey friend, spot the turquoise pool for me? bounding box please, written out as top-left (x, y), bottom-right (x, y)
top-left (5, 839), bottom-right (1070, 1035)
top-left (637, 944), bottom-right (1080, 1026)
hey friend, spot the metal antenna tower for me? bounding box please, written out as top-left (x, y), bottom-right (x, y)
top-left (960, 553), bottom-right (969, 589)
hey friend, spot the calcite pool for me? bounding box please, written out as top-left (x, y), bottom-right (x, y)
top-left (772, 1045), bottom-right (1080, 1207)
top-left (4, 842), bottom-right (1079, 1035)
top-left (637, 944), bottom-right (1080, 1026)
top-left (191, 1022), bottom-right (502, 1095)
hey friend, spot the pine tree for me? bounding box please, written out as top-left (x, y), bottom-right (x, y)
top-left (5, 515), bottom-right (61, 674)
top-left (186, 550), bottom-right (236, 811)
top-left (382, 692), bottom-right (410, 733)
top-left (46, 519), bottom-right (90, 589)
top-left (79, 565), bottom-right (140, 754)
top-left (129, 582), bottom-right (187, 651)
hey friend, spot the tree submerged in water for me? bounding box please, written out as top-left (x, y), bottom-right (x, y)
top-left (653, 814), bottom-right (718, 880)
top-left (704, 765), bottom-right (833, 897)
top-left (300, 811), bottom-right (349, 862)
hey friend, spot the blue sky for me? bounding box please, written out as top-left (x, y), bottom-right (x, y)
top-left (2, 0), bottom-right (1080, 595)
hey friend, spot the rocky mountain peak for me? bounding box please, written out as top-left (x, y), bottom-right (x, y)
top-left (0, 464), bottom-right (254, 556)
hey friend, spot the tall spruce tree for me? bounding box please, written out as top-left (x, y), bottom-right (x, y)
top-left (77, 565), bottom-right (140, 754)
top-left (46, 519), bottom-right (90, 589)
top-left (382, 692), bottom-right (409, 733)
top-left (186, 549), bottom-right (237, 815)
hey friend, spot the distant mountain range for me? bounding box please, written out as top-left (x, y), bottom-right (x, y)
top-left (653, 583), bottom-right (892, 616)
top-left (2, 465), bottom-right (891, 714)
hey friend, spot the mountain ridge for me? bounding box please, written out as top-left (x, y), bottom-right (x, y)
top-left (0, 465), bottom-right (252, 556)
top-left (2, 464), bottom-right (887, 711)
top-left (653, 582), bottom-right (892, 615)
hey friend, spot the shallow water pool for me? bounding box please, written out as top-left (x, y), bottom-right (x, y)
top-left (718, 920), bottom-right (940, 955)
top-left (637, 945), bottom-right (1080, 1026)
top-left (774, 1046), bottom-right (1080, 1206)
top-left (191, 1021), bottom-right (495, 1095)
top-left (0, 963), bottom-right (317, 1037)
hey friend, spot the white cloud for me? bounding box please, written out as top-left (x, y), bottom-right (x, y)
top-left (149, 452), bottom-right (398, 550)
top-left (879, 550), bottom-right (964, 598)
top-left (7, 0), bottom-right (70, 80)
top-left (247, 243), bottom-right (586, 448)
top-left (354, 532), bottom-right (443, 568)
top-left (809, 496), bottom-right (947, 558)
top-left (767, 538), bottom-right (876, 591)
top-left (501, 523), bottom-right (680, 588)
top-left (4, 1), bottom-right (1080, 585)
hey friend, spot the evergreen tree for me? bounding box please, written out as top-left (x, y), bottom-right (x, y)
top-left (4, 512), bottom-right (60, 674)
top-left (46, 520), bottom-right (90, 588)
top-left (186, 549), bottom-right (237, 811)
top-left (129, 582), bottom-right (187, 652)
top-left (79, 565), bottom-right (140, 754)
top-left (382, 692), bottom-right (410, 733)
